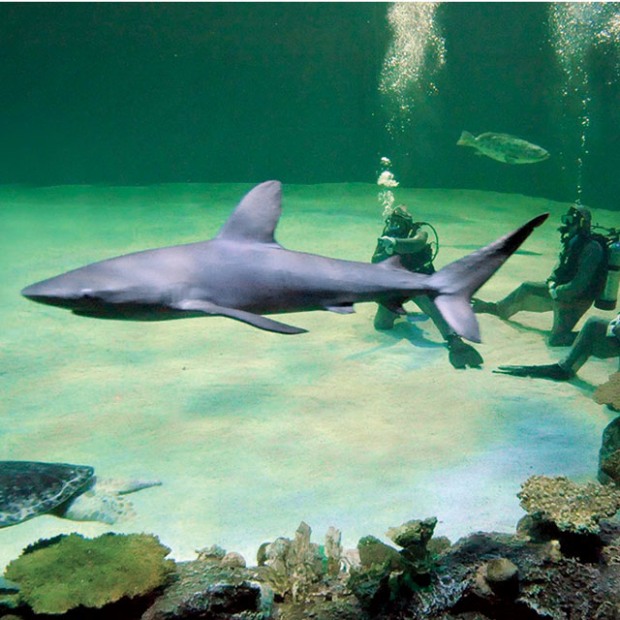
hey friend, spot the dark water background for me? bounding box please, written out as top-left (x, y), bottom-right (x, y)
top-left (1, 2), bottom-right (619, 209)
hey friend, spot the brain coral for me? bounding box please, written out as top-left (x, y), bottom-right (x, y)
top-left (518, 475), bottom-right (620, 534)
top-left (4, 532), bottom-right (175, 614)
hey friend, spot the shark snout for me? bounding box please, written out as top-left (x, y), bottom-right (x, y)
top-left (21, 281), bottom-right (83, 308)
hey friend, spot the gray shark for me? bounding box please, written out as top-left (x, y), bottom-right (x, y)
top-left (21, 181), bottom-right (548, 342)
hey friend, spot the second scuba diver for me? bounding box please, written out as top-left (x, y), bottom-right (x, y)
top-left (473, 205), bottom-right (607, 346)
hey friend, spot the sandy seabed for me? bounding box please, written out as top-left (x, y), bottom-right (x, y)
top-left (1, 182), bottom-right (618, 571)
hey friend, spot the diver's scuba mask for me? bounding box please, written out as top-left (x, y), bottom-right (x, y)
top-left (558, 205), bottom-right (590, 240)
top-left (384, 206), bottom-right (417, 237)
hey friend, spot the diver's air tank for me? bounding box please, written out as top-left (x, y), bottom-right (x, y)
top-left (595, 241), bottom-right (620, 310)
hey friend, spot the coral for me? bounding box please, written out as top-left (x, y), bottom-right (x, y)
top-left (518, 475), bottom-right (620, 534)
top-left (386, 517), bottom-right (438, 575)
top-left (594, 372), bottom-right (620, 410)
top-left (357, 536), bottom-right (402, 570)
top-left (142, 561), bottom-right (269, 620)
top-left (195, 544), bottom-right (226, 563)
top-left (324, 526), bottom-right (343, 577)
top-left (599, 416), bottom-right (620, 485)
top-left (4, 532), bottom-right (175, 614)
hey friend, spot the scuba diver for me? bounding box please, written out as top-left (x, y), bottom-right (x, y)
top-left (371, 205), bottom-right (484, 370)
top-left (494, 313), bottom-right (620, 381)
top-left (473, 205), bottom-right (607, 346)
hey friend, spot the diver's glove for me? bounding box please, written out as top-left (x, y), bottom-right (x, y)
top-left (445, 335), bottom-right (483, 369)
top-left (378, 236), bottom-right (397, 255)
top-left (547, 281), bottom-right (559, 300)
top-left (493, 363), bottom-right (573, 381)
top-left (609, 314), bottom-right (620, 339)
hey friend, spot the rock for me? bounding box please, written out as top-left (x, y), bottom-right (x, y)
top-left (518, 475), bottom-right (620, 535)
top-left (357, 536), bottom-right (402, 570)
top-left (599, 416), bottom-right (620, 485)
top-left (142, 561), bottom-right (271, 620)
top-left (485, 557), bottom-right (518, 583)
top-left (347, 563), bottom-right (391, 613)
top-left (386, 517), bottom-right (438, 577)
top-left (482, 558), bottom-right (519, 599)
top-left (195, 544), bottom-right (226, 563)
top-left (427, 536), bottom-right (452, 557)
top-left (288, 522), bottom-right (324, 600)
top-left (594, 372), bottom-right (620, 411)
top-left (220, 552), bottom-right (246, 569)
top-left (324, 526), bottom-right (342, 576)
top-left (255, 523), bottom-right (328, 601)
top-left (386, 517), bottom-right (437, 549)
top-left (340, 548), bottom-right (361, 572)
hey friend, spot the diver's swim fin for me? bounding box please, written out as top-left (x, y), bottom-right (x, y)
top-left (493, 363), bottom-right (573, 381)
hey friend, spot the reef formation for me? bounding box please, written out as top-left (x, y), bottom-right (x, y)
top-left (2, 475), bottom-right (620, 620)
top-left (595, 372), bottom-right (620, 411)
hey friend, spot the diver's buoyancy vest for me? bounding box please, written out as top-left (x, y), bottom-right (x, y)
top-left (551, 233), bottom-right (606, 297)
top-left (372, 221), bottom-right (435, 274)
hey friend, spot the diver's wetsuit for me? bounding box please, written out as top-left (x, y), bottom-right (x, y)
top-left (561, 315), bottom-right (620, 375)
top-left (495, 314), bottom-right (620, 380)
top-left (475, 230), bottom-right (606, 346)
top-left (371, 209), bottom-right (483, 369)
top-left (371, 213), bottom-right (444, 333)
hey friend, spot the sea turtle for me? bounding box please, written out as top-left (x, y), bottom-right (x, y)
top-left (457, 130), bottom-right (550, 164)
top-left (0, 460), bottom-right (161, 527)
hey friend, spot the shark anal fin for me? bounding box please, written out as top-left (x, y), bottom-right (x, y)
top-left (171, 299), bottom-right (307, 335)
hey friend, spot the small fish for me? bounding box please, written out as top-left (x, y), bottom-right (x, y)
top-left (457, 131), bottom-right (550, 164)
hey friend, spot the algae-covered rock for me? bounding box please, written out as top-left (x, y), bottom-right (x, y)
top-left (385, 517), bottom-right (439, 581)
top-left (594, 372), bottom-right (620, 411)
top-left (386, 517), bottom-right (437, 550)
top-left (518, 475), bottom-right (620, 534)
top-left (142, 561), bottom-right (269, 620)
top-left (357, 535), bottom-right (402, 570)
top-left (4, 532), bottom-right (175, 614)
top-left (599, 416), bottom-right (620, 485)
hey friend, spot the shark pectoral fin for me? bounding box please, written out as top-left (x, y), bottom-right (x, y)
top-left (171, 299), bottom-right (307, 335)
top-left (324, 304), bottom-right (356, 314)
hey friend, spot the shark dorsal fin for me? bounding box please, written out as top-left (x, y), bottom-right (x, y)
top-left (216, 180), bottom-right (283, 244)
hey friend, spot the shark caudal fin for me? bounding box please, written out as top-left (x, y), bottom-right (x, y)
top-left (427, 213), bottom-right (549, 343)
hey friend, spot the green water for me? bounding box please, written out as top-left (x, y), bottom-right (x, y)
top-left (1, 182), bottom-right (614, 567)
top-left (1, 2), bottom-right (620, 569)
top-left (1, 3), bottom-right (620, 207)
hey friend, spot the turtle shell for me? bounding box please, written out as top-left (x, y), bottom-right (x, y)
top-left (0, 461), bottom-right (95, 527)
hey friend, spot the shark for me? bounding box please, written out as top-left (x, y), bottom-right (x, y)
top-left (21, 181), bottom-right (548, 342)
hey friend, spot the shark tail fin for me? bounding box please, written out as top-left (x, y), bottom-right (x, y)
top-left (427, 213), bottom-right (549, 343)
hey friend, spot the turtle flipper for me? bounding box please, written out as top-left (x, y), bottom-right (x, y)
top-left (62, 477), bottom-right (162, 524)
top-left (63, 488), bottom-right (131, 524)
